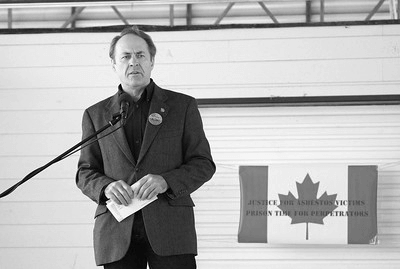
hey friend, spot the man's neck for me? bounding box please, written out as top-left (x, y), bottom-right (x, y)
top-left (122, 84), bottom-right (148, 102)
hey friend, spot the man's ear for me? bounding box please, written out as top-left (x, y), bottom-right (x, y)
top-left (111, 59), bottom-right (116, 71)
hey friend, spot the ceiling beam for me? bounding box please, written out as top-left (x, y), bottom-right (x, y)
top-left (258, 1), bottom-right (278, 24)
top-left (398, 0), bottom-right (400, 20)
top-left (365, 0), bottom-right (386, 21)
top-left (306, 0), bottom-right (312, 23)
top-left (71, 7), bottom-right (77, 28)
top-left (0, 0), bottom-right (397, 30)
top-left (7, 8), bottom-right (12, 29)
top-left (186, 3), bottom-right (192, 26)
top-left (215, 2), bottom-right (235, 25)
top-left (111, 5), bottom-right (129, 25)
top-left (0, 1), bottom-right (303, 9)
top-left (61, 6), bottom-right (85, 28)
top-left (391, 0), bottom-right (399, 19)
top-left (320, 0), bottom-right (325, 22)
top-left (169, 4), bottom-right (174, 26)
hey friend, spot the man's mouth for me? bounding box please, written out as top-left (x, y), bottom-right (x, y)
top-left (129, 71), bottom-right (141, 76)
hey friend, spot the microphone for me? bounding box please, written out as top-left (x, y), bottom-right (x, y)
top-left (118, 93), bottom-right (131, 125)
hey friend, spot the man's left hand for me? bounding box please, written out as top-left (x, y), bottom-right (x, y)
top-left (134, 174), bottom-right (168, 200)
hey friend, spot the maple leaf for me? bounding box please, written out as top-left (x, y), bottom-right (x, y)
top-left (277, 173), bottom-right (338, 240)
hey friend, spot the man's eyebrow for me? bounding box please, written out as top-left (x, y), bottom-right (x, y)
top-left (119, 50), bottom-right (145, 56)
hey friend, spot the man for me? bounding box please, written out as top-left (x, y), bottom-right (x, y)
top-left (76, 26), bottom-right (215, 269)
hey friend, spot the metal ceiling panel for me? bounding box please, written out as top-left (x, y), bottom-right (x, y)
top-left (0, 0), bottom-right (397, 30)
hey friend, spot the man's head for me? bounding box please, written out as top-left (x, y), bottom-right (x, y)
top-left (110, 26), bottom-right (157, 92)
top-left (109, 26), bottom-right (156, 62)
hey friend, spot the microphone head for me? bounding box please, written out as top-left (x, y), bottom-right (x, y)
top-left (118, 93), bottom-right (132, 125)
top-left (118, 92), bottom-right (132, 107)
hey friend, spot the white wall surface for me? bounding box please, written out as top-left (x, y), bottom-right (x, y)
top-left (0, 24), bottom-right (399, 269)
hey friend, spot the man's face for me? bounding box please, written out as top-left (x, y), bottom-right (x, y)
top-left (112, 34), bottom-right (154, 91)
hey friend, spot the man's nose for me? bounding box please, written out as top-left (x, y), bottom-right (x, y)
top-left (129, 56), bottom-right (139, 66)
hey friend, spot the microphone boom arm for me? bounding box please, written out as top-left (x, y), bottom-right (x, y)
top-left (0, 113), bottom-right (123, 199)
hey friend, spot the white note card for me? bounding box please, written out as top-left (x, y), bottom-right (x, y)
top-left (106, 182), bottom-right (157, 222)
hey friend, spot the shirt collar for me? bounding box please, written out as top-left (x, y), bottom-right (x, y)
top-left (117, 79), bottom-right (155, 102)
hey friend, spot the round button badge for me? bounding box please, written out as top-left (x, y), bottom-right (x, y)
top-left (148, 113), bottom-right (163, 126)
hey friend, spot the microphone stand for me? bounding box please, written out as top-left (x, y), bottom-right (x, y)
top-left (0, 113), bottom-right (123, 199)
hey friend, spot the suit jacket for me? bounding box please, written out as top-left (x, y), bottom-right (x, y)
top-left (76, 82), bottom-right (216, 266)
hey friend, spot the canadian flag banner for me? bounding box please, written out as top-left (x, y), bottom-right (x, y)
top-left (238, 164), bottom-right (378, 244)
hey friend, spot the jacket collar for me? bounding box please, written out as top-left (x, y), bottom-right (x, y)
top-left (138, 84), bottom-right (169, 164)
top-left (104, 82), bottom-right (169, 166)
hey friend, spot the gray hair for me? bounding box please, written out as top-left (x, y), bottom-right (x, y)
top-left (109, 26), bottom-right (157, 62)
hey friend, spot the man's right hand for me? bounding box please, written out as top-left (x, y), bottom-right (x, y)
top-left (104, 180), bottom-right (134, 206)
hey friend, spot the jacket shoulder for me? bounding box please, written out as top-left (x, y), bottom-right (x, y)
top-left (85, 94), bottom-right (115, 114)
top-left (160, 87), bottom-right (196, 104)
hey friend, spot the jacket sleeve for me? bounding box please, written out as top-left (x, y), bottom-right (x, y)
top-left (75, 109), bottom-right (115, 204)
top-left (161, 98), bottom-right (216, 199)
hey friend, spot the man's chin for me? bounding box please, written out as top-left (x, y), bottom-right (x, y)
top-left (124, 79), bottom-right (150, 89)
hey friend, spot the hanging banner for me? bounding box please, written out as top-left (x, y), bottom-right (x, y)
top-left (238, 164), bottom-right (378, 244)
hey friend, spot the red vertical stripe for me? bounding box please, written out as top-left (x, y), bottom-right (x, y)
top-left (238, 166), bottom-right (268, 243)
top-left (348, 165), bottom-right (378, 244)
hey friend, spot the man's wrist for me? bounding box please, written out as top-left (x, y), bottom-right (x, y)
top-left (99, 185), bottom-right (109, 204)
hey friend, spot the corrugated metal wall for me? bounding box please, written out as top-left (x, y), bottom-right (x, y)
top-left (196, 105), bottom-right (400, 268)
top-left (0, 24), bottom-right (399, 268)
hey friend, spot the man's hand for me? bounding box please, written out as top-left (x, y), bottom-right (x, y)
top-left (104, 180), bottom-right (134, 206)
top-left (134, 174), bottom-right (168, 200)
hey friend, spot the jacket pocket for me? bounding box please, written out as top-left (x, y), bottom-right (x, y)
top-left (167, 195), bottom-right (195, 207)
top-left (94, 205), bottom-right (108, 219)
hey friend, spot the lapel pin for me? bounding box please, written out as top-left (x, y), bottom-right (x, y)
top-left (149, 113), bottom-right (163, 126)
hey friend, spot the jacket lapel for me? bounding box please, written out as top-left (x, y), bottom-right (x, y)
top-left (104, 93), bottom-right (136, 166)
top-left (137, 85), bottom-right (169, 164)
